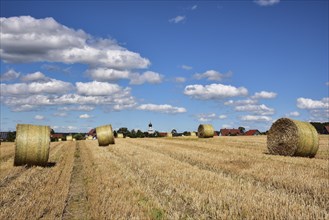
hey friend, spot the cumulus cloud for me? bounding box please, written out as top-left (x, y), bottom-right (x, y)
top-left (181, 65), bottom-right (192, 70)
top-left (129, 71), bottom-right (163, 85)
top-left (240, 115), bottom-right (272, 122)
top-left (137, 104), bottom-right (186, 114)
top-left (34, 115), bottom-right (45, 120)
top-left (169, 16), bottom-right (186, 24)
top-left (76, 81), bottom-right (123, 96)
top-left (254, 0), bottom-right (280, 6)
top-left (184, 83), bottom-right (248, 100)
top-left (235, 104), bottom-right (275, 115)
top-left (0, 16), bottom-right (150, 69)
top-left (20, 71), bottom-right (49, 82)
top-left (86, 68), bottom-right (130, 81)
top-left (58, 105), bottom-right (94, 111)
top-left (1, 79), bottom-right (73, 95)
top-left (53, 112), bottom-right (68, 117)
top-left (193, 70), bottom-right (232, 81)
top-left (286, 111), bottom-right (300, 117)
top-left (0, 69), bottom-right (20, 81)
top-left (252, 91), bottom-right (277, 99)
top-left (191, 5), bottom-right (198, 10)
top-left (79, 114), bottom-right (91, 119)
top-left (196, 113), bottom-right (225, 122)
top-left (224, 99), bottom-right (258, 106)
top-left (175, 77), bottom-right (186, 83)
top-left (296, 97), bottom-right (329, 109)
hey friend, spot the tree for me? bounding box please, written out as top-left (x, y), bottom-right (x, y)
top-left (7, 131), bottom-right (16, 142)
top-left (73, 133), bottom-right (84, 140)
top-left (238, 127), bottom-right (245, 134)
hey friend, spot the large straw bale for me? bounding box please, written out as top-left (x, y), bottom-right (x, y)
top-left (166, 132), bottom-right (173, 138)
top-left (87, 135), bottom-right (93, 140)
top-left (96, 124), bottom-right (115, 146)
top-left (267, 118), bottom-right (319, 157)
top-left (14, 124), bottom-right (50, 166)
top-left (117, 133), bottom-right (124, 138)
top-left (66, 135), bottom-right (73, 141)
top-left (198, 124), bottom-right (214, 138)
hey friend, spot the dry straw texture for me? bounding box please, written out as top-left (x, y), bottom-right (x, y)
top-left (96, 125), bottom-right (115, 146)
top-left (87, 136), bottom-right (93, 140)
top-left (117, 133), bottom-right (124, 138)
top-left (14, 124), bottom-right (51, 166)
top-left (198, 124), bottom-right (214, 138)
top-left (66, 135), bottom-right (73, 141)
top-left (267, 118), bottom-right (319, 157)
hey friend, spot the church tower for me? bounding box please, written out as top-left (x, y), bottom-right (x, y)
top-left (148, 122), bottom-right (154, 134)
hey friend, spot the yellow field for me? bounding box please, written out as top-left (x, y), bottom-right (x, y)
top-left (0, 136), bottom-right (328, 219)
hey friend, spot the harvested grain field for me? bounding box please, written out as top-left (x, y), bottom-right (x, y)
top-left (0, 136), bottom-right (328, 219)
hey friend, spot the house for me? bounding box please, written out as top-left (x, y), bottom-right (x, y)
top-left (51, 133), bottom-right (64, 139)
top-left (245, 129), bottom-right (261, 136)
top-left (219, 129), bottom-right (242, 136)
top-left (87, 128), bottom-right (96, 137)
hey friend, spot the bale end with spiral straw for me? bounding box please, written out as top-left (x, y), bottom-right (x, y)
top-left (96, 124), bottom-right (115, 146)
top-left (198, 124), bottom-right (214, 138)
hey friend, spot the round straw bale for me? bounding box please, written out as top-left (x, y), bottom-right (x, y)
top-left (73, 138), bottom-right (76, 141)
top-left (166, 132), bottom-right (173, 138)
top-left (87, 135), bottom-right (93, 140)
top-left (58, 138), bottom-right (62, 142)
top-left (14, 124), bottom-right (51, 166)
top-left (267, 118), bottom-right (319, 157)
top-left (66, 135), bottom-right (73, 141)
top-left (190, 132), bottom-right (197, 137)
top-left (198, 124), bottom-right (214, 138)
top-left (96, 124), bottom-right (115, 146)
top-left (117, 133), bottom-right (124, 138)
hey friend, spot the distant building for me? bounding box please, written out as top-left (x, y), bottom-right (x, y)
top-left (148, 122), bottom-right (154, 134)
top-left (244, 129), bottom-right (261, 136)
top-left (51, 133), bottom-right (64, 139)
top-left (323, 126), bottom-right (329, 135)
top-left (88, 128), bottom-right (96, 137)
top-left (219, 129), bottom-right (242, 136)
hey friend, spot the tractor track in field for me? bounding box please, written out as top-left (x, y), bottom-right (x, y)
top-left (62, 141), bottom-right (89, 220)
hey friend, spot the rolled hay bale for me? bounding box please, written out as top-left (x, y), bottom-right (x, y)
top-left (190, 132), bottom-right (197, 137)
top-left (73, 138), bottom-right (76, 141)
top-left (198, 124), bottom-right (214, 138)
top-left (66, 135), bottom-right (73, 141)
top-left (117, 133), bottom-right (124, 138)
top-left (58, 138), bottom-right (62, 142)
top-left (166, 132), bottom-right (173, 138)
top-left (96, 124), bottom-right (115, 146)
top-left (87, 135), bottom-right (93, 140)
top-left (14, 124), bottom-right (51, 166)
top-left (267, 118), bottom-right (319, 157)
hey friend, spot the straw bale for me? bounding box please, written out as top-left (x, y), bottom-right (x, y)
top-left (198, 124), bottom-right (214, 138)
top-left (96, 124), bottom-right (115, 146)
top-left (267, 118), bottom-right (319, 157)
top-left (14, 124), bottom-right (50, 166)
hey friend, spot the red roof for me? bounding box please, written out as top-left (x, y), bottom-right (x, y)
top-left (245, 130), bottom-right (260, 136)
top-left (324, 126), bottom-right (329, 134)
top-left (220, 129), bottom-right (242, 136)
top-left (88, 128), bottom-right (96, 136)
top-left (51, 133), bottom-right (64, 138)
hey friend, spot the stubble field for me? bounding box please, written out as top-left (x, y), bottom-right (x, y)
top-left (0, 135), bottom-right (328, 219)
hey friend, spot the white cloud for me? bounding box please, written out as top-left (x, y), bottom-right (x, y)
top-left (175, 77), bottom-right (186, 83)
top-left (219, 115), bottom-right (227, 119)
top-left (86, 68), bottom-right (130, 81)
top-left (196, 113), bottom-right (225, 122)
top-left (58, 105), bottom-right (94, 111)
top-left (20, 71), bottom-right (49, 82)
top-left (286, 111), bottom-right (300, 117)
top-left (0, 16), bottom-right (150, 69)
top-left (251, 91), bottom-right (277, 99)
top-left (184, 83), bottom-right (248, 100)
top-left (193, 70), bottom-right (232, 81)
top-left (224, 99), bottom-right (258, 106)
top-left (297, 97), bottom-right (329, 109)
top-left (1, 79), bottom-right (73, 95)
top-left (169, 16), bottom-right (186, 24)
top-left (34, 115), bottom-right (45, 120)
top-left (191, 5), bottom-right (198, 10)
top-left (326, 82), bottom-right (329, 86)
top-left (0, 69), bottom-right (20, 81)
top-left (254, 0), bottom-right (280, 6)
top-left (235, 104), bottom-right (275, 115)
top-left (129, 71), bottom-right (163, 85)
top-left (252, 91), bottom-right (277, 99)
top-left (76, 81), bottom-right (123, 96)
top-left (181, 65), bottom-right (192, 70)
top-left (137, 104), bottom-right (186, 114)
top-left (240, 115), bottom-right (272, 122)
top-left (79, 114), bottom-right (91, 119)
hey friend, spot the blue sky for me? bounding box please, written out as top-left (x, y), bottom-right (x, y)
top-left (1, 0), bottom-right (328, 133)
